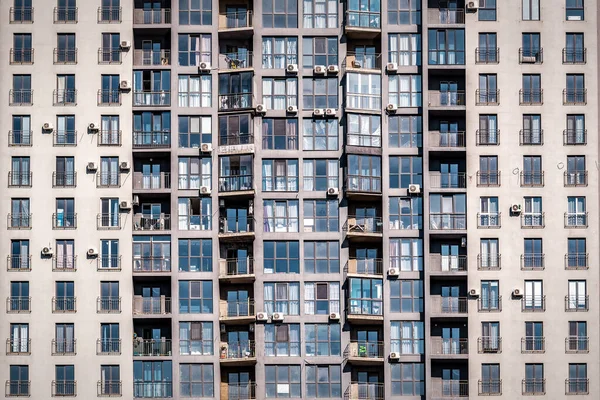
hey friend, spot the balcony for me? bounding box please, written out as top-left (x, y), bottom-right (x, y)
top-left (343, 52), bottom-right (382, 72)
top-left (96, 339), bottom-right (121, 355)
top-left (53, 89), bottom-right (77, 106)
top-left (520, 172), bottom-right (544, 187)
top-left (428, 91), bottom-right (465, 108)
top-left (7, 172), bottom-right (31, 188)
top-left (522, 379), bottom-right (545, 395)
top-left (133, 131), bottom-right (171, 149)
top-left (218, 175), bottom-right (253, 194)
top-left (563, 89), bottom-right (587, 105)
top-left (477, 254), bottom-right (501, 270)
top-left (53, 131), bottom-right (78, 146)
top-left (519, 48), bottom-right (543, 64)
top-left (519, 129), bottom-right (543, 145)
top-left (566, 379), bottom-right (589, 395)
top-left (97, 6), bottom-right (122, 23)
top-left (219, 132), bottom-right (255, 154)
top-left (428, 8), bottom-right (465, 24)
top-left (565, 253), bottom-right (588, 270)
top-left (565, 212), bottom-right (588, 228)
top-left (430, 172), bottom-right (466, 190)
top-left (430, 337), bottom-right (468, 357)
top-left (346, 298), bottom-right (383, 324)
top-left (52, 296), bottom-right (76, 313)
top-left (563, 48), bottom-right (586, 64)
top-left (134, 50), bottom-right (171, 66)
top-left (430, 131), bottom-right (465, 149)
top-left (429, 214), bottom-right (466, 231)
top-left (219, 258), bottom-right (255, 282)
top-left (133, 296), bottom-right (172, 316)
top-left (476, 171), bottom-right (500, 187)
top-left (345, 259), bottom-right (383, 277)
top-left (9, 90), bottom-right (33, 106)
top-left (218, 93), bottom-right (254, 111)
top-left (431, 379), bottom-right (468, 399)
top-left (6, 297), bottom-right (30, 313)
top-left (563, 128), bottom-right (587, 145)
top-left (9, 7), bottom-right (34, 23)
top-left (478, 213), bottom-right (501, 229)
top-left (9, 49), bottom-right (34, 64)
top-left (133, 339), bottom-right (172, 357)
top-left (98, 90), bottom-right (122, 106)
top-left (133, 91), bottom-right (171, 107)
top-left (521, 254), bottom-right (544, 270)
top-left (475, 48), bottom-right (499, 64)
top-left (98, 130), bottom-right (122, 146)
top-left (98, 48), bottom-right (122, 64)
top-left (53, 49), bottom-right (77, 64)
top-left (220, 341), bottom-right (256, 364)
top-left (521, 296), bottom-right (546, 312)
top-left (519, 89), bottom-right (543, 105)
top-left (565, 336), bottom-right (589, 353)
top-left (219, 300), bottom-right (255, 323)
top-left (6, 338), bottom-right (30, 355)
top-left (133, 8), bottom-right (171, 25)
top-left (7, 255), bottom-right (31, 272)
top-left (344, 10), bottom-right (381, 38)
top-left (97, 255), bottom-right (122, 271)
top-left (96, 172), bottom-right (121, 188)
top-left (98, 381), bottom-right (122, 397)
top-left (218, 11), bottom-right (254, 37)
top-left (564, 171), bottom-right (587, 187)
top-left (51, 339), bottom-right (76, 355)
top-left (429, 254), bottom-right (467, 274)
top-left (133, 256), bottom-right (170, 273)
top-left (478, 296), bottom-right (502, 312)
top-left (565, 295), bottom-right (589, 312)
top-left (7, 214), bottom-right (32, 230)
top-left (133, 382), bottom-right (173, 398)
top-left (476, 129), bottom-right (499, 145)
top-left (53, 172), bottom-right (77, 188)
top-left (53, 7), bottom-right (77, 23)
top-left (133, 214), bottom-right (171, 231)
top-left (5, 381), bottom-right (30, 397)
top-left (430, 296), bottom-right (467, 316)
top-left (344, 341), bottom-right (384, 364)
top-left (475, 89), bottom-right (499, 106)
top-left (52, 381), bottom-right (76, 397)
top-left (219, 52), bottom-right (254, 71)
top-left (477, 337), bottom-right (502, 353)
top-left (478, 380), bottom-right (502, 396)
top-left (53, 256), bottom-right (77, 271)
top-left (222, 384), bottom-right (256, 400)
top-left (53, 213), bottom-right (77, 229)
top-left (344, 217), bottom-right (383, 240)
top-left (345, 383), bottom-right (384, 400)
top-left (8, 130), bottom-right (32, 146)
top-left (133, 173), bottom-right (171, 191)
top-left (345, 175), bottom-right (382, 196)
top-left (97, 297), bottom-right (122, 313)
top-left (218, 217), bottom-right (255, 240)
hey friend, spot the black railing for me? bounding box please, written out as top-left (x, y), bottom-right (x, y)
top-left (345, 175), bottom-right (382, 194)
top-left (97, 6), bottom-right (122, 23)
top-left (563, 129), bottom-right (586, 145)
top-left (566, 379), bottom-right (589, 395)
top-left (97, 297), bottom-right (122, 313)
top-left (563, 89), bottom-right (587, 105)
top-left (8, 172), bottom-right (31, 188)
top-left (519, 129), bottom-right (543, 145)
top-left (9, 90), bottom-right (33, 106)
top-left (53, 172), bottom-right (77, 188)
top-left (52, 381), bottom-right (77, 397)
top-left (565, 212), bottom-right (588, 228)
top-left (98, 380), bottom-right (122, 396)
top-left (97, 338), bottom-right (122, 355)
top-left (476, 171), bottom-right (501, 187)
top-left (475, 129), bottom-right (499, 145)
top-left (477, 296), bottom-right (502, 312)
top-left (475, 48), bottom-right (499, 64)
top-left (519, 89), bottom-right (543, 105)
top-left (8, 130), bottom-right (32, 146)
top-left (563, 48), bottom-right (586, 64)
top-left (53, 48), bottom-right (77, 64)
top-left (219, 216), bottom-right (254, 234)
top-left (7, 214), bottom-right (32, 230)
top-left (477, 337), bottom-right (502, 353)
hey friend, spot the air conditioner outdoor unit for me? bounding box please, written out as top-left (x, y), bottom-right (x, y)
top-left (132, 195), bottom-right (140, 206)
top-left (329, 312), bottom-right (340, 320)
top-left (88, 248), bottom-right (99, 257)
top-left (386, 103), bottom-right (398, 113)
top-left (408, 184), bottom-right (421, 194)
top-left (286, 64), bottom-right (299, 73)
top-left (469, 288), bottom-right (480, 297)
top-left (521, 55), bottom-right (537, 63)
top-left (120, 80), bottom-right (131, 90)
top-left (327, 187), bottom-right (339, 196)
top-left (42, 246), bottom-right (53, 256)
top-left (256, 312), bottom-right (268, 321)
top-left (513, 289), bottom-right (523, 297)
top-left (313, 108), bottom-right (324, 116)
top-left (325, 108), bottom-right (336, 117)
top-left (200, 186), bottom-right (211, 195)
top-left (198, 62), bottom-right (211, 71)
top-left (120, 40), bottom-right (131, 49)
top-left (88, 123), bottom-right (99, 132)
top-left (466, 0), bottom-right (479, 9)
top-left (87, 162), bottom-right (98, 171)
top-left (119, 201), bottom-right (131, 210)
top-left (255, 104), bottom-right (266, 114)
top-left (314, 65), bottom-right (326, 74)
top-left (201, 143), bottom-right (212, 153)
top-left (386, 62), bottom-right (399, 72)
top-left (43, 122), bottom-right (54, 131)
top-left (388, 268), bottom-right (399, 277)
top-left (352, 60), bottom-right (362, 68)
top-left (327, 65), bottom-right (339, 74)
top-left (120, 161), bottom-right (130, 170)
top-left (389, 352), bottom-right (400, 360)
top-left (287, 105), bottom-right (298, 113)
top-left (511, 204), bottom-right (522, 214)
top-left (272, 312), bottom-right (284, 321)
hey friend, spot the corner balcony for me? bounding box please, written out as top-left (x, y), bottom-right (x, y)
top-left (344, 10), bottom-right (381, 39)
top-left (431, 379), bottom-right (468, 399)
top-left (430, 337), bottom-right (468, 358)
top-left (344, 341), bottom-right (384, 364)
top-left (219, 341), bottom-right (256, 365)
top-left (344, 259), bottom-right (383, 277)
top-left (133, 296), bottom-right (172, 316)
top-left (429, 254), bottom-right (467, 274)
top-left (219, 300), bottom-right (255, 323)
top-left (133, 339), bottom-right (172, 357)
top-left (133, 256), bottom-right (171, 273)
top-left (219, 258), bottom-right (255, 282)
top-left (344, 217), bottom-right (383, 241)
top-left (345, 383), bottom-right (384, 400)
top-left (218, 11), bottom-right (254, 38)
top-left (430, 296), bottom-right (467, 317)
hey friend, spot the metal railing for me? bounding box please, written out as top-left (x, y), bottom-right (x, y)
top-left (344, 52), bottom-right (382, 70)
top-left (132, 214), bottom-right (171, 231)
top-left (52, 296), bottom-right (76, 312)
top-left (477, 337), bottom-right (502, 353)
top-left (345, 10), bottom-right (381, 29)
top-left (430, 296), bottom-right (468, 314)
top-left (519, 129), bottom-right (543, 145)
top-left (5, 381), bottom-right (30, 397)
top-left (9, 49), bottom-right (34, 64)
top-left (219, 52), bottom-right (254, 70)
top-left (345, 259), bottom-right (383, 275)
top-left (219, 300), bottom-right (255, 319)
top-left (565, 295), bottom-right (589, 311)
top-left (133, 339), bottom-right (172, 356)
top-left (133, 172), bottom-right (171, 190)
top-left (133, 131), bottom-right (171, 148)
top-left (521, 296), bottom-right (546, 312)
top-left (133, 256), bottom-right (171, 273)
top-left (6, 297), bottom-right (30, 313)
top-left (218, 175), bottom-right (253, 192)
top-left (563, 89), bottom-right (587, 105)
top-left (97, 6), bottom-right (122, 23)
top-left (53, 256), bottom-right (77, 271)
top-left (97, 255), bottom-right (122, 271)
top-left (564, 171), bottom-right (587, 187)
top-left (428, 8), bottom-right (465, 24)
top-left (522, 337), bottom-right (545, 353)
top-left (218, 11), bottom-right (254, 29)
top-left (431, 379), bottom-right (468, 398)
top-left (429, 254), bottom-right (467, 272)
top-left (97, 297), bottom-right (121, 313)
top-left (563, 48), bottom-right (586, 64)
top-left (53, 213), bottom-right (77, 229)
top-left (476, 129), bottom-right (500, 145)
top-left (133, 296), bottom-right (171, 315)
top-left (520, 171), bottom-right (544, 187)
top-left (521, 213), bottom-right (545, 228)
top-left (344, 341), bottom-right (384, 359)
top-left (53, 172), bottom-right (77, 188)
top-left (8, 130), bottom-right (32, 146)
top-left (429, 213), bottom-right (466, 230)
top-left (220, 132), bottom-right (254, 146)
top-left (53, 131), bottom-right (78, 146)
top-left (429, 172), bottom-right (466, 189)
top-left (7, 172), bottom-right (31, 187)
top-left (519, 89), bottom-right (543, 105)
top-left (221, 384), bottom-right (255, 400)
top-left (218, 93), bottom-right (254, 111)
top-left (221, 340), bottom-right (256, 360)
top-left (565, 336), bottom-right (589, 353)
top-left (566, 379), bottom-right (589, 395)
top-left (98, 130), bottom-right (122, 146)
top-left (97, 214), bottom-right (121, 230)
top-left (6, 338), bottom-right (30, 355)
top-left (344, 217), bottom-right (383, 235)
top-left (565, 253), bottom-right (588, 270)
top-left (522, 379), bottom-right (545, 395)
top-left (477, 254), bottom-right (501, 270)
top-left (7, 255), bottom-right (31, 271)
top-left (133, 382), bottom-right (173, 398)
top-left (7, 214), bottom-right (32, 230)
top-left (133, 8), bottom-right (171, 24)
top-left (428, 90), bottom-right (465, 107)
top-left (476, 171), bottom-right (501, 187)
top-left (51, 339), bottom-right (76, 355)
top-left (98, 380), bottom-right (122, 397)
top-left (519, 48), bottom-right (543, 63)
top-left (220, 258), bottom-right (255, 277)
top-left (133, 49), bottom-right (171, 66)
top-left (53, 48), bottom-right (77, 64)
top-left (9, 90), bottom-right (33, 106)
top-left (53, 89), bottom-right (77, 106)
top-left (96, 172), bottom-right (121, 188)
top-left (521, 254), bottom-right (544, 270)
top-left (9, 7), bottom-right (34, 23)
top-left (563, 129), bottom-right (587, 145)
top-left (565, 212), bottom-right (588, 228)
top-left (477, 212), bottom-right (501, 228)
top-left (96, 339), bottom-right (121, 355)
top-left (475, 48), bottom-right (499, 64)
top-left (53, 7), bottom-right (77, 23)
top-left (52, 381), bottom-right (77, 397)
top-left (97, 90), bottom-right (121, 106)
top-left (430, 131), bottom-right (465, 148)
top-left (98, 48), bottom-right (122, 64)
top-left (345, 175), bottom-right (382, 194)
top-left (475, 89), bottom-right (499, 105)
top-left (478, 296), bottom-right (502, 312)
top-left (133, 91), bottom-right (171, 106)
top-left (430, 337), bottom-right (468, 355)
top-left (478, 380), bottom-right (502, 395)
top-left (344, 382), bottom-right (384, 400)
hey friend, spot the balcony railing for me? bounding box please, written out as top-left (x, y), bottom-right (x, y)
top-left (98, 381), bottom-right (122, 397)
top-left (52, 296), bottom-right (76, 312)
top-left (97, 255), bottom-right (122, 271)
top-left (53, 256), bottom-right (77, 271)
top-left (522, 379), bottom-right (545, 395)
top-left (475, 48), bottom-right (499, 64)
top-left (478, 296), bottom-right (502, 312)
top-left (51, 339), bottom-right (76, 355)
top-left (98, 130), bottom-right (122, 146)
top-left (9, 49), bottom-right (34, 64)
top-left (519, 129), bottom-right (543, 145)
top-left (477, 337), bottom-right (502, 353)
top-left (98, 48), bottom-right (122, 64)
top-left (345, 10), bottom-right (381, 29)
top-left (53, 131), bottom-right (78, 146)
top-left (7, 255), bottom-right (31, 271)
top-left (345, 383), bottom-right (384, 400)
top-left (133, 91), bottom-right (171, 107)
top-left (219, 52), bottom-right (254, 70)
top-left (133, 256), bottom-right (171, 273)
top-left (133, 8), bottom-right (171, 24)
top-left (8, 172), bottom-right (31, 188)
top-left (53, 172), bottom-right (77, 188)
top-left (521, 254), bottom-right (544, 270)
top-left (563, 48), bottom-right (586, 64)
top-left (565, 253), bottom-right (588, 270)
top-left (521, 213), bottom-right (545, 228)
top-left (566, 379), bottom-right (589, 395)
top-left (563, 89), bottom-right (587, 105)
top-left (345, 259), bottom-right (383, 276)
top-left (563, 129), bottom-right (587, 145)
top-left (519, 48), bottom-right (543, 63)
top-left (9, 7), bottom-right (34, 23)
top-left (344, 341), bottom-right (384, 359)
top-left (133, 296), bottom-right (172, 315)
top-left (133, 339), bottom-right (172, 356)
top-left (220, 132), bottom-right (254, 147)
top-left (98, 90), bottom-right (121, 106)
top-left (565, 212), bottom-right (588, 228)
top-left (96, 172), bottom-right (121, 188)
top-left (344, 52), bottom-right (382, 70)
top-left (565, 336), bottom-right (589, 353)
top-left (218, 93), bottom-right (254, 111)
top-left (219, 300), bottom-right (255, 319)
top-left (7, 214), bottom-right (32, 230)
top-left (97, 297), bottom-right (121, 313)
top-left (429, 254), bottom-right (467, 273)
top-left (133, 382), bottom-right (173, 398)
top-left (345, 175), bottom-right (382, 194)
top-left (429, 172), bottom-right (466, 189)
top-left (478, 212), bottom-right (501, 228)
top-left (133, 131), bottom-right (171, 148)
top-left (475, 89), bottom-right (499, 105)
top-left (53, 89), bottom-right (77, 106)
top-left (431, 379), bottom-right (469, 398)
top-left (476, 171), bottom-right (501, 187)
top-left (53, 48), bottom-right (77, 64)
top-left (344, 217), bottom-right (383, 235)
top-left (218, 11), bottom-right (254, 30)
top-left (53, 7), bottom-right (77, 23)
top-left (429, 213), bottom-right (466, 230)
top-left (6, 297), bottom-right (30, 313)
top-left (9, 90), bottom-right (33, 106)
top-left (53, 213), bottom-right (77, 229)
top-left (221, 340), bottom-right (256, 360)
top-left (97, 6), bottom-right (122, 23)
top-left (430, 131), bottom-right (465, 148)
top-left (133, 172), bottom-right (171, 190)
top-left (6, 338), bottom-right (31, 355)
top-left (220, 258), bottom-right (255, 278)
top-left (478, 380), bottom-right (502, 396)
top-left (477, 254), bottom-right (501, 270)
top-left (221, 384), bottom-right (255, 400)
top-left (97, 338), bottom-right (121, 355)
top-left (52, 381), bottom-right (76, 397)
top-left (5, 381), bottom-right (30, 397)
top-left (8, 130), bottom-right (32, 146)
top-left (519, 89), bottom-right (543, 105)
top-left (97, 214), bottom-right (121, 230)
top-left (428, 8), bottom-right (465, 23)
top-left (133, 214), bottom-right (171, 231)
top-left (430, 296), bottom-right (468, 314)
top-left (430, 337), bottom-right (468, 355)
top-left (564, 171), bottom-right (587, 187)
top-left (133, 50), bottom-right (171, 66)
top-left (565, 295), bottom-right (589, 312)
top-left (521, 296), bottom-right (546, 312)
top-left (520, 171), bottom-right (544, 187)
top-left (428, 91), bottom-right (465, 107)
top-left (476, 129), bottom-right (500, 145)
top-left (218, 175), bottom-right (253, 192)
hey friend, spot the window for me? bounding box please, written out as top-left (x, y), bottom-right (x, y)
top-left (389, 239), bottom-right (423, 271)
top-left (133, 111), bottom-right (171, 147)
top-left (566, 0), bottom-right (584, 20)
top-left (99, 33), bottom-right (120, 64)
top-left (479, 197), bottom-right (499, 227)
top-left (55, 198), bottom-right (75, 228)
top-left (303, 200), bottom-right (338, 232)
top-left (524, 281), bottom-right (544, 310)
top-left (389, 156), bottom-right (422, 189)
top-left (179, 0), bottom-right (212, 25)
top-left (478, 114), bottom-right (498, 145)
top-left (390, 280), bottom-right (423, 312)
top-left (347, 0), bottom-right (381, 28)
top-left (390, 321), bottom-right (424, 355)
top-left (265, 365), bottom-right (301, 397)
top-left (568, 321), bottom-right (588, 352)
top-left (480, 239), bottom-right (499, 269)
top-left (567, 196), bottom-right (587, 226)
top-left (388, 116), bottom-right (421, 148)
top-left (566, 114), bottom-right (586, 144)
top-left (9, 282), bottom-right (29, 312)
top-left (55, 74), bottom-right (76, 105)
top-left (263, 200), bottom-right (299, 232)
top-left (478, 74), bottom-right (498, 104)
top-left (347, 155), bottom-right (382, 192)
top-left (219, 72), bottom-right (253, 110)
top-left (10, 198), bottom-right (30, 229)
top-left (304, 241), bottom-right (339, 273)
top-left (8, 365), bottom-right (29, 396)
top-left (302, 119), bottom-right (338, 150)
top-left (11, 74), bottom-right (32, 104)
top-left (179, 322), bottom-right (214, 355)
top-left (99, 281), bottom-right (119, 311)
top-left (100, 323), bottom-right (120, 354)
top-left (10, 157), bottom-right (30, 187)
top-left (524, 322), bottom-right (544, 353)
top-left (133, 361), bottom-right (173, 398)
top-left (523, 0), bottom-right (540, 20)
top-left (220, 114), bottom-right (253, 146)
top-left (348, 278), bottom-right (383, 315)
top-left (262, 119), bottom-right (298, 150)
top-left (389, 197), bottom-right (422, 230)
top-left (390, 75), bottom-right (421, 107)
top-left (388, 34), bottom-right (421, 66)
top-left (262, 160), bottom-right (298, 192)
top-left (481, 364), bottom-right (501, 394)
top-left (567, 238), bottom-right (587, 269)
top-left (263, 0), bottom-right (298, 28)
top-left (219, 155), bottom-right (253, 192)
top-left (132, 236), bottom-right (171, 272)
top-left (566, 74), bottom-right (586, 103)
top-left (12, 34), bottom-right (32, 63)
top-left (178, 239), bottom-right (212, 272)
top-left (178, 75), bottom-right (211, 108)
top-left (303, 77), bottom-right (338, 109)
top-left (428, 29), bottom-right (465, 65)
top-left (347, 114), bottom-right (380, 148)
top-left (523, 238), bottom-right (543, 269)
top-left (100, 365), bottom-right (120, 396)
top-left (521, 114), bottom-right (542, 144)
top-left (133, 71), bottom-right (171, 106)
top-left (263, 78), bottom-right (298, 110)
top-left (524, 364), bottom-right (544, 394)
top-left (54, 365), bottom-right (75, 396)
top-left (178, 198), bottom-right (212, 232)
top-left (346, 73), bottom-right (380, 110)
top-left (388, 0), bottom-right (420, 24)
top-left (305, 324), bottom-right (341, 356)
top-left (178, 157), bottom-right (211, 190)
top-left (264, 241), bottom-right (299, 273)
top-left (478, 33), bottom-right (498, 63)
top-left (565, 33), bottom-right (585, 63)
top-left (262, 37), bottom-right (298, 69)
top-left (567, 280), bottom-right (587, 310)
top-left (303, 0), bottom-right (337, 27)
top-left (522, 156), bottom-right (543, 186)
top-left (481, 281), bottom-right (500, 310)
top-left (9, 240), bottom-right (29, 270)
top-left (98, 198), bottom-right (119, 229)
top-left (479, 0), bottom-right (496, 20)
top-left (306, 365), bottom-right (341, 398)
top-left (99, 157), bottom-right (119, 187)
top-left (304, 282), bottom-right (340, 314)
top-left (568, 364), bottom-right (588, 394)
top-left (264, 282), bottom-right (300, 315)
top-left (478, 156), bottom-right (499, 185)
top-left (303, 160), bottom-right (338, 191)
top-left (265, 324), bottom-right (300, 356)
top-left (9, 323), bottom-right (29, 353)
top-left (10, 115), bottom-right (31, 146)
top-left (566, 156), bottom-right (586, 186)
top-left (178, 116), bottom-right (211, 148)
top-left (56, 115), bottom-right (76, 145)
top-left (522, 74), bottom-right (542, 103)
top-left (55, 156), bottom-right (75, 187)
top-left (391, 363), bottom-right (424, 395)
top-left (55, 281), bottom-right (75, 311)
top-left (178, 34), bottom-right (211, 66)
top-left (100, 239), bottom-right (119, 270)
top-left (56, 33), bottom-right (76, 63)
top-left (178, 281), bottom-right (213, 314)
top-left (302, 37), bottom-right (338, 68)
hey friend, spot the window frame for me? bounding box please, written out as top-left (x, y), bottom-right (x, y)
top-left (264, 241), bottom-right (300, 274)
top-left (304, 323), bottom-right (341, 356)
top-left (178, 281), bottom-right (213, 314)
top-left (302, 119), bottom-right (338, 151)
top-left (390, 279), bottom-right (423, 313)
top-left (303, 200), bottom-right (338, 232)
top-left (304, 241), bottom-right (339, 274)
top-left (262, 159), bottom-right (299, 192)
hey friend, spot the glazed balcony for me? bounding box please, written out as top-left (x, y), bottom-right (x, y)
top-left (218, 216), bottom-right (255, 240)
top-left (346, 299), bottom-right (383, 323)
top-left (345, 175), bottom-right (382, 196)
top-left (429, 213), bottom-right (466, 231)
top-left (133, 131), bottom-right (171, 149)
top-left (133, 91), bottom-right (171, 107)
top-left (344, 10), bottom-right (381, 39)
top-left (218, 93), bottom-right (254, 111)
top-left (218, 175), bottom-right (253, 194)
top-left (133, 256), bottom-right (171, 273)
top-left (218, 11), bottom-right (254, 36)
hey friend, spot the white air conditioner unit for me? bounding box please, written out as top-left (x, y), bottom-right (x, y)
top-left (386, 103), bottom-right (398, 113)
top-left (255, 104), bottom-right (266, 114)
top-left (286, 63), bottom-right (299, 73)
top-left (42, 246), bottom-right (53, 256)
top-left (120, 40), bottom-right (131, 49)
top-left (87, 162), bottom-right (98, 171)
top-left (325, 108), bottom-right (337, 117)
top-left (327, 65), bottom-right (339, 74)
top-left (88, 123), bottom-right (99, 132)
top-left (120, 161), bottom-right (130, 170)
top-left (329, 312), bottom-right (340, 320)
top-left (511, 204), bottom-right (522, 214)
top-left (199, 62), bottom-right (211, 71)
top-left (272, 312), bottom-right (284, 321)
top-left (386, 62), bottom-right (399, 73)
top-left (513, 288), bottom-right (523, 297)
top-left (466, 0), bottom-right (479, 9)
top-left (119, 201), bottom-right (131, 210)
top-left (256, 312), bottom-right (268, 321)
top-left (313, 108), bottom-right (325, 116)
top-left (352, 60), bottom-right (362, 68)
top-left (201, 143), bottom-right (212, 153)
top-left (43, 122), bottom-right (54, 131)
top-left (408, 184), bottom-right (421, 194)
top-left (469, 288), bottom-right (480, 297)
top-left (388, 268), bottom-right (399, 277)
top-left (200, 186), bottom-right (211, 195)
top-left (132, 195), bottom-right (140, 206)
top-left (314, 65), bottom-right (326, 74)
top-left (120, 80), bottom-right (131, 90)
top-left (327, 187), bottom-right (339, 196)
top-left (389, 352), bottom-right (400, 360)
top-left (87, 248), bottom-right (99, 257)
top-left (286, 105), bottom-right (298, 113)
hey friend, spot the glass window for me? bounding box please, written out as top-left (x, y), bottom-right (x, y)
top-left (263, 200), bottom-right (299, 232)
top-left (389, 197), bottom-right (422, 230)
top-left (305, 323), bottom-right (341, 356)
top-left (178, 281), bottom-right (213, 314)
top-left (178, 115), bottom-right (211, 148)
top-left (479, 0), bottom-right (496, 20)
top-left (262, 37), bottom-right (298, 69)
top-left (347, 114), bottom-right (381, 147)
top-left (262, 119), bottom-right (298, 150)
top-left (347, 0), bottom-right (381, 28)
top-left (390, 75), bottom-right (422, 107)
top-left (263, 78), bottom-right (298, 110)
top-left (262, 159), bottom-right (299, 191)
top-left (264, 241), bottom-right (300, 274)
top-left (566, 0), bottom-right (584, 20)
top-left (303, 160), bottom-right (338, 191)
top-left (303, 0), bottom-right (337, 28)
top-left (304, 282), bottom-right (340, 314)
top-left (306, 365), bottom-right (341, 398)
top-left (178, 75), bottom-right (211, 108)
top-left (480, 364), bottom-right (501, 394)
top-left (390, 321), bottom-right (424, 355)
top-left (389, 33), bottom-right (421, 66)
top-left (302, 37), bottom-right (338, 68)
top-left (178, 157), bottom-right (212, 189)
top-left (346, 73), bottom-right (380, 110)
top-left (303, 78), bottom-right (338, 109)
top-left (304, 241), bottom-right (339, 273)
top-left (264, 282), bottom-right (300, 315)
top-left (263, 0), bottom-right (298, 28)
top-left (389, 239), bottom-right (423, 271)
top-left (178, 34), bottom-right (211, 66)
top-left (133, 361), bottom-right (173, 398)
top-left (478, 33), bottom-right (498, 63)
top-left (179, 322), bottom-right (214, 355)
top-left (179, 0), bottom-right (212, 24)
top-left (219, 114), bottom-right (253, 146)
top-left (390, 280), bottom-right (423, 312)
top-left (178, 239), bottom-right (212, 272)
top-left (265, 365), bottom-right (301, 397)
top-left (389, 115), bottom-right (421, 148)
top-left (389, 156), bottom-right (422, 189)
top-left (348, 278), bottom-right (383, 315)
top-left (523, 0), bottom-right (540, 20)
top-left (302, 119), bottom-right (338, 150)
top-left (387, 0), bottom-right (420, 25)
top-left (347, 155), bottom-right (382, 192)
top-left (303, 200), bottom-right (338, 232)
top-left (180, 364), bottom-right (213, 397)
top-left (265, 324), bottom-right (301, 356)
top-left (428, 29), bottom-right (465, 65)
top-left (391, 363), bottom-right (424, 395)
top-left (567, 238), bottom-right (587, 269)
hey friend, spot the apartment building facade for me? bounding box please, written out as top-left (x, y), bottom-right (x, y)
top-left (0, 0), bottom-right (597, 399)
